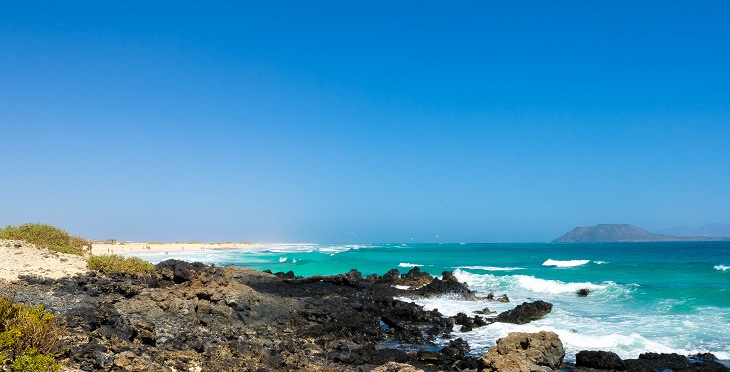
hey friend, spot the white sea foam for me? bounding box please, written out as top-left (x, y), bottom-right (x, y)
top-left (279, 257), bottom-right (287, 263)
top-left (393, 285), bottom-right (410, 290)
top-left (451, 269), bottom-right (637, 304)
top-left (593, 260), bottom-right (609, 264)
top-left (543, 259), bottom-right (590, 267)
top-left (456, 266), bottom-right (524, 271)
top-left (715, 265), bottom-right (729, 271)
top-left (399, 262), bottom-right (424, 268)
top-left (515, 275), bottom-right (606, 294)
top-left (454, 309), bottom-right (730, 362)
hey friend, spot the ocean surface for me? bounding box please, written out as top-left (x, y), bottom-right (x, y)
top-left (127, 242), bottom-right (730, 362)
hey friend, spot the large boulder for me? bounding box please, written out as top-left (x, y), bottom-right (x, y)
top-left (477, 331), bottom-right (565, 372)
top-left (575, 350), bottom-right (625, 370)
top-left (495, 300), bottom-right (553, 324)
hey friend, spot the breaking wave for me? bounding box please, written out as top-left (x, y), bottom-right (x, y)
top-left (456, 266), bottom-right (524, 271)
top-left (543, 259), bottom-right (590, 267)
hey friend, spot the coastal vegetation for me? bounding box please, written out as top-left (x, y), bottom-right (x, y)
top-left (87, 254), bottom-right (156, 275)
top-left (0, 223), bottom-right (91, 256)
top-left (0, 291), bottom-right (63, 372)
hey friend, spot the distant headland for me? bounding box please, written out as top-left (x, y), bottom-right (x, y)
top-left (553, 224), bottom-right (730, 243)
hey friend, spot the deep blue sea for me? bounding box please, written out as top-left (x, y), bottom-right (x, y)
top-left (128, 242), bottom-right (730, 362)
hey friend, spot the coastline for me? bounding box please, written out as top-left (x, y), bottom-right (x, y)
top-left (1, 241), bottom-right (728, 370)
top-left (3, 258), bottom-right (726, 371)
top-left (90, 241), bottom-right (272, 256)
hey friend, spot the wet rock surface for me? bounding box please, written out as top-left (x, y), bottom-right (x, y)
top-left (495, 300), bottom-right (553, 324)
top-left (575, 350), bottom-right (625, 370)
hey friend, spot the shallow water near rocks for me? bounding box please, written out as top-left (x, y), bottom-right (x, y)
top-left (128, 241), bottom-right (730, 363)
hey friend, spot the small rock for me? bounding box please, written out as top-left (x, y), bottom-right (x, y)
top-left (576, 350), bottom-right (625, 370)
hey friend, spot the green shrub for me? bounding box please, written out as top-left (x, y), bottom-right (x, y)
top-left (87, 254), bottom-right (156, 275)
top-left (11, 348), bottom-right (59, 372)
top-left (0, 223), bottom-right (91, 256)
top-left (0, 292), bottom-right (63, 371)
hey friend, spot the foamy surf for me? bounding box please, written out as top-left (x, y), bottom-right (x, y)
top-left (543, 259), bottom-right (590, 267)
top-left (399, 262), bottom-right (424, 268)
top-left (456, 266), bottom-right (524, 271)
top-left (515, 275), bottom-right (606, 295)
top-left (458, 321), bottom-right (712, 362)
top-left (715, 265), bottom-right (729, 271)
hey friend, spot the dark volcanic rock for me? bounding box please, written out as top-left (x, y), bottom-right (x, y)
top-left (399, 267), bottom-right (433, 288)
top-left (5, 261), bottom-right (483, 371)
top-left (376, 268), bottom-right (401, 284)
top-left (486, 292), bottom-right (510, 302)
top-left (576, 288), bottom-right (591, 297)
top-left (436, 338), bottom-right (478, 371)
top-left (495, 300), bottom-right (553, 324)
top-left (623, 352), bottom-right (730, 371)
top-left (418, 271), bottom-right (477, 299)
top-left (575, 350), bottom-right (625, 370)
top-left (453, 312), bottom-right (489, 332)
top-left (4, 259), bottom-right (727, 371)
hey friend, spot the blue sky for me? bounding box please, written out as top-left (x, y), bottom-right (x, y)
top-left (1, 2), bottom-right (729, 242)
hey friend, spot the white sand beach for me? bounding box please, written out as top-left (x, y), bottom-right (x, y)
top-left (0, 239), bottom-right (88, 282)
top-left (91, 241), bottom-right (265, 256)
top-left (1, 239), bottom-right (270, 283)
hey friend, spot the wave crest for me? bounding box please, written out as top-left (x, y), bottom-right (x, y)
top-left (543, 259), bottom-right (590, 268)
top-left (715, 265), bottom-right (729, 271)
top-left (516, 275), bottom-right (606, 294)
top-left (399, 262), bottom-right (424, 268)
top-left (456, 266), bottom-right (524, 271)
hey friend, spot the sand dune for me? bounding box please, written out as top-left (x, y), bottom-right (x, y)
top-left (0, 239), bottom-right (88, 282)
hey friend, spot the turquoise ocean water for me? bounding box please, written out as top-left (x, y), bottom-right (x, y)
top-left (128, 242), bottom-right (730, 362)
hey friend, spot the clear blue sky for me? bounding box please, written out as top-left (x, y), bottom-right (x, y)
top-left (2, 2), bottom-right (729, 242)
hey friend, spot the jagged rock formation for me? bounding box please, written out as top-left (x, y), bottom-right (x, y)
top-left (1, 261), bottom-right (477, 371)
top-left (495, 300), bottom-right (553, 325)
top-left (3, 260), bottom-right (726, 371)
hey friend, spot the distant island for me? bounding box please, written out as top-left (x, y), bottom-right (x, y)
top-left (553, 224), bottom-right (730, 243)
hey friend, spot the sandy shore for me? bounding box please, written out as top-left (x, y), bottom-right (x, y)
top-left (1, 240), bottom-right (272, 283)
top-left (91, 242), bottom-right (267, 256)
top-left (0, 239), bottom-right (88, 282)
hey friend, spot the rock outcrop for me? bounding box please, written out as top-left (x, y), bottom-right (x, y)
top-left (495, 300), bottom-right (553, 324)
top-left (575, 350), bottom-right (625, 370)
top-left (3, 259), bottom-right (725, 371)
top-left (1, 260), bottom-right (483, 371)
top-left (478, 331), bottom-right (565, 372)
top-left (418, 271), bottom-right (478, 299)
top-left (623, 352), bottom-right (729, 371)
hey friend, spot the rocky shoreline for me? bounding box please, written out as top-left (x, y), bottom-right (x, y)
top-left (1, 260), bottom-right (727, 371)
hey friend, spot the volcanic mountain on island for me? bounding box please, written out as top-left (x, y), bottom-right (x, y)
top-left (552, 224), bottom-right (730, 243)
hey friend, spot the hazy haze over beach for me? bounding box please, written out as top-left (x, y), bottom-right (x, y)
top-left (1, 2), bottom-right (729, 243)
